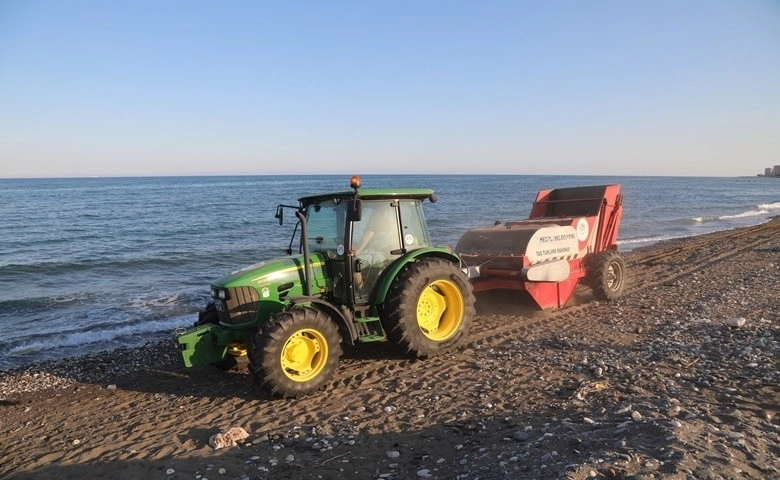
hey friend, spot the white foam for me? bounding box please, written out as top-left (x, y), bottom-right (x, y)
top-left (617, 233), bottom-right (686, 251)
top-left (719, 209), bottom-right (769, 220)
top-left (128, 293), bottom-right (188, 309)
top-left (692, 202), bottom-right (780, 223)
top-left (719, 202), bottom-right (780, 220)
top-left (7, 315), bottom-right (192, 357)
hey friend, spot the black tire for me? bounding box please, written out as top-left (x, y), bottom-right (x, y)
top-left (195, 302), bottom-right (218, 326)
top-left (248, 307), bottom-right (342, 398)
top-left (588, 251), bottom-right (626, 301)
top-left (380, 258), bottom-right (475, 357)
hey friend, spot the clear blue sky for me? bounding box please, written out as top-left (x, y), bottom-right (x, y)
top-left (1, 1), bottom-right (778, 178)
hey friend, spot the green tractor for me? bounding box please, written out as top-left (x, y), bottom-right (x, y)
top-left (174, 176), bottom-right (476, 397)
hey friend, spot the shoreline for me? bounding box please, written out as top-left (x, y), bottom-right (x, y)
top-left (2, 174), bottom-right (778, 374)
top-left (2, 215), bottom-right (777, 377)
top-left (1, 218), bottom-right (779, 479)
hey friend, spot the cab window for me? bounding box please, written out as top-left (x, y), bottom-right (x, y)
top-left (399, 201), bottom-right (430, 250)
top-left (306, 199), bottom-right (346, 254)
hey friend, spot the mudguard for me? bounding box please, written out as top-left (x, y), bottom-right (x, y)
top-left (372, 247), bottom-right (461, 304)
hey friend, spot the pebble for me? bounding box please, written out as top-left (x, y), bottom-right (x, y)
top-left (512, 430), bottom-right (531, 441)
top-left (727, 317), bottom-right (747, 328)
top-left (0, 342), bottom-right (179, 396)
top-left (615, 405), bottom-right (632, 414)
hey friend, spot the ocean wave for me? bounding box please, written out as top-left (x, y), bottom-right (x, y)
top-left (0, 289), bottom-right (205, 317)
top-left (0, 255), bottom-right (191, 278)
top-left (0, 293), bottom-right (99, 313)
top-left (692, 201), bottom-right (780, 223)
top-left (4, 315), bottom-right (192, 359)
top-left (617, 234), bottom-right (685, 249)
top-left (127, 291), bottom-right (206, 311)
top-left (719, 210), bottom-right (770, 220)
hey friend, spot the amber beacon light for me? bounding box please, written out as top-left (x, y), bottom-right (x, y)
top-left (350, 175), bottom-right (362, 190)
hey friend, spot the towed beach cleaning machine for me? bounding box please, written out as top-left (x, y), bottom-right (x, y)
top-left (456, 184), bottom-right (626, 310)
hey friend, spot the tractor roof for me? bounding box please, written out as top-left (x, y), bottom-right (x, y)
top-left (299, 188), bottom-right (436, 205)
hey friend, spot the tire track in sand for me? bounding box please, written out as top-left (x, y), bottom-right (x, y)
top-left (307, 220), bottom-right (780, 409)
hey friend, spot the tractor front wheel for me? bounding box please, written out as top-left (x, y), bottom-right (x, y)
top-left (588, 251), bottom-right (626, 301)
top-left (381, 258), bottom-right (475, 357)
top-left (248, 307), bottom-right (342, 398)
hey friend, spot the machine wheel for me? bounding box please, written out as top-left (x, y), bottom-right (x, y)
top-left (248, 307), bottom-right (342, 398)
top-left (588, 251), bottom-right (626, 301)
top-left (381, 258), bottom-right (475, 357)
top-left (195, 302), bottom-right (240, 371)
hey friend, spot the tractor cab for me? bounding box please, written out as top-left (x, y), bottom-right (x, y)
top-left (292, 176), bottom-right (437, 305)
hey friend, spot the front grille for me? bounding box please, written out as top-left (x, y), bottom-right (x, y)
top-left (216, 286), bottom-right (260, 325)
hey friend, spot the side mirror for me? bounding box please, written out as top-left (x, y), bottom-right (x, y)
top-left (347, 199), bottom-right (362, 222)
top-left (275, 205), bottom-right (284, 225)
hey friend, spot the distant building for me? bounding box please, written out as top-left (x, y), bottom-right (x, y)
top-left (759, 165), bottom-right (780, 177)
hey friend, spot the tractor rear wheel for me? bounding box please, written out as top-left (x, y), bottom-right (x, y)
top-left (381, 258), bottom-right (475, 357)
top-left (248, 307), bottom-right (342, 398)
top-left (588, 251), bottom-right (626, 301)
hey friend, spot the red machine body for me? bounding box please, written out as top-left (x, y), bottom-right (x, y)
top-left (455, 184), bottom-right (624, 310)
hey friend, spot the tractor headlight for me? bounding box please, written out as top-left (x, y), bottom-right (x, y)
top-left (211, 287), bottom-right (228, 300)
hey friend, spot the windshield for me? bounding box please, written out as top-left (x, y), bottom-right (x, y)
top-left (305, 198), bottom-right (347, 254)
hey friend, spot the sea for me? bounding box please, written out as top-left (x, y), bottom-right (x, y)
top-left (1, 174), bottom-right (779, 371)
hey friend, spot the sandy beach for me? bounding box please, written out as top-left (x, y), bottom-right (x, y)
top-left (1, 219), bottom-right (778, 480)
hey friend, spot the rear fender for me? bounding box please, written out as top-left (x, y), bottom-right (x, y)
top-left (373, 248), bottom-right (461, 304)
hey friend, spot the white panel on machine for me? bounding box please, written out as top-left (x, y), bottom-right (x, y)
top-left (525, 225), bottom-right (579, 264)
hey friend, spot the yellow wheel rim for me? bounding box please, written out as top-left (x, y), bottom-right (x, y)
top-left (280, 328), bottom-right (328, 382)
top-left (416, 279), bottom-right (465, 341)
top-left (227, 341), bottom-right (247, 357)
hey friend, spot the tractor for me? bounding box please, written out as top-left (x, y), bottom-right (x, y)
top-left (174, 176), bottom-right (476, 398)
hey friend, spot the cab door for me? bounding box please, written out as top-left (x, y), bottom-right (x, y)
top-left (305, 199), bottom-right (350, 301)
top-left (350, 201), bottom-right (401, 302)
